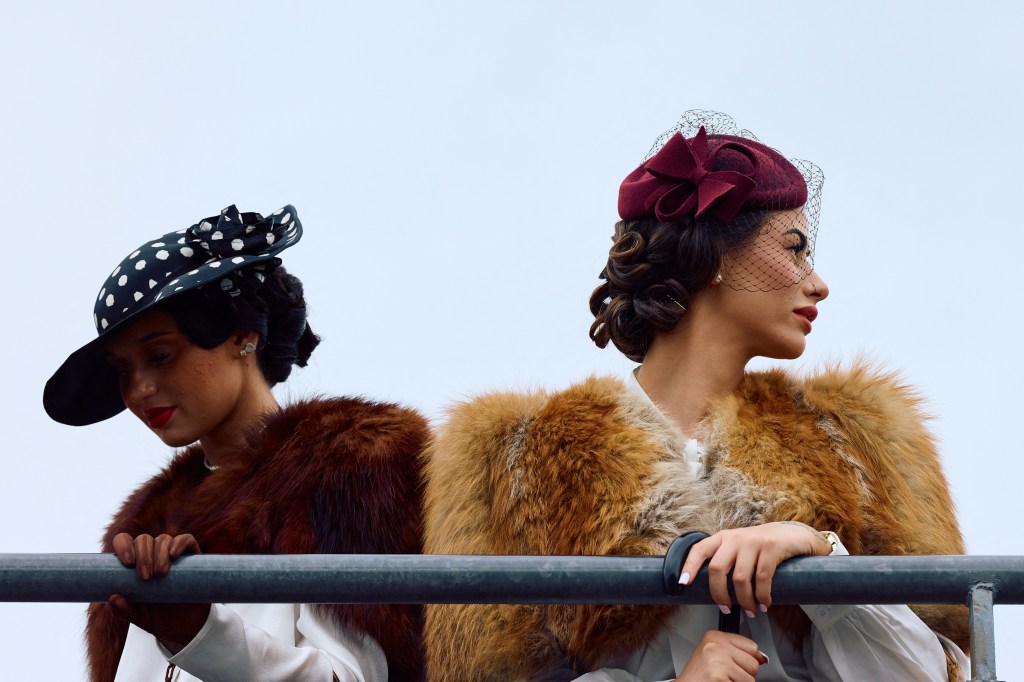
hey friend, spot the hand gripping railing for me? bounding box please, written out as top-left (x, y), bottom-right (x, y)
top-left (2, 553), bottom-right (1022, 681)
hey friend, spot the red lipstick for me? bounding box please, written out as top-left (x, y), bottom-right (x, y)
top-left (794, 306), bottom-right (818, 333)
top-left (144, 407), bottom-right (175, 429)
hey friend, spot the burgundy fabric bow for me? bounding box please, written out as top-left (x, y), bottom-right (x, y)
top-left (618, 127), bottom-right (761, 223)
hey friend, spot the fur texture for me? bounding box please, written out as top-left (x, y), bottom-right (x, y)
top-left (422, 364), bottom-right (967, 680)
top-left (87, 397), bottom-right (428, 682)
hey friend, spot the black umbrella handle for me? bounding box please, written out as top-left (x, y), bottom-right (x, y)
top-left (718, 608), bottom-right (740, 633)
top-left (663, 531), bottom-right (740, 633)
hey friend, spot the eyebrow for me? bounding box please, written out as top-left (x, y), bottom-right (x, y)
top-left (133, 331), bottom-right (175, 345)
top-left (104, 331), bottom-right (175, 360)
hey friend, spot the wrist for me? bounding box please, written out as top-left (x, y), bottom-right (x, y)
top-left (778, 520), bottom-right (834, 553)
top-left (156, 604), bottom-right (211, 654)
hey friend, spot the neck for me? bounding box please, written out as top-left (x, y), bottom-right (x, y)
top-left (635, 296), bottom-right (751, 437)
top-left (200, 382), bottom-right (280, 467)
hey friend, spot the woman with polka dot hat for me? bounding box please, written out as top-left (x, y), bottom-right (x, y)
top-left (45, 205), bottom-right (427, 682)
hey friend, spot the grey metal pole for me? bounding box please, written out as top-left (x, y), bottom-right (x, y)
top-left (969, 583), bottom-right (1001, 682)
top-left (2, 553), bottom-right (1024, 605)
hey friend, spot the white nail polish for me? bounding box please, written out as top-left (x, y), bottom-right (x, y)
top-left (759, 603), bottom-right (768, 613)
top-left (745, 609), bottom-right (756, 619)
top-left (719, 604), bottom-right (731, 615)
top-left (678, 572), bottom-right (690, 585)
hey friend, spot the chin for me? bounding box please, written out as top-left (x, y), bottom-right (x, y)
top-left (156, 430), bottom-right (200, 448)
top-left (759, 337), bottom-right (807, 360)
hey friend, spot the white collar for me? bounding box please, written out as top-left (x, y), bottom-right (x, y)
top-left (626, 368), bottom-right (705, 467)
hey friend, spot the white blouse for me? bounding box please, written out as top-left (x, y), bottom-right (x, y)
top-left (113, 602), bottom-right (387, 682)
top-left (528, 372), bottom-right (969, 681)
top-left (532, 568), bottom-right (968, 681)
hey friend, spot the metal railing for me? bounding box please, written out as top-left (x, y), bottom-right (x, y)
top-left (2, 553), bottom-right (1022, 681)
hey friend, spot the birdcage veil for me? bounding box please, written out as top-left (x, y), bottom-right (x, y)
top-left (627, 110), bottom-right (823, 292)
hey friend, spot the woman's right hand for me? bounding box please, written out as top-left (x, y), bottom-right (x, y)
top-left (673, 631), bottom-right (768, 682)
top-left (108, 532), bottom-right (211, 652)
top-left (112, 532), bottom-right (200, 581)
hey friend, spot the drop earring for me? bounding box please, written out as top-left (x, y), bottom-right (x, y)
top-left (240, 342), bottom-right (256, 358)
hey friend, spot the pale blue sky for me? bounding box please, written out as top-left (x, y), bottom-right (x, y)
top-left (2, 1), bottom-right (1022, 678)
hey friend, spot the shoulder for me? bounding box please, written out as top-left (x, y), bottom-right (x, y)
top-left (253, 396), bottom-right (428, 548)
top-left (436, 375), bottom-right (631, 425)
top-left (427, 375), bottom-right (662, 473)
top-left (260, 395), bottom-right (430, 470)
top-left (719, 360), bottom-right (930, 432)
top-left (739, 360), bottom-right (937, 456)
top-left (796, 361), bottom-right (932, 436)
top-left (432, 373), bottom-right (625, 428)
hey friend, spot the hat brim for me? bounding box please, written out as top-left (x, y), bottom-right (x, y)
top-left (44, 333), bottom-right (127, 426)
top-left (43, 251), bottom-right (285, 426)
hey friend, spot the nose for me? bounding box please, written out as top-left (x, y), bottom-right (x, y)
top-left (806, 271), bottom-right (829, 301)
top-left (122, 369), bottom-right (157, 406)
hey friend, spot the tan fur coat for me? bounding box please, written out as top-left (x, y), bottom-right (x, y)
top-left (87, 397), bottom-right (428, 682)
top-left (422, 364), bottom-right (967, 680)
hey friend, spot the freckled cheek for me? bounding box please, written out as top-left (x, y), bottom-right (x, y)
top-left (186, 359), bottom-right (238, 408)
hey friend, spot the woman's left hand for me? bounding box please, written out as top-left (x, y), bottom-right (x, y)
top-left (108, 532), bottom-right (211, 653)
top-left (678, 522), bottom-right (833, 618)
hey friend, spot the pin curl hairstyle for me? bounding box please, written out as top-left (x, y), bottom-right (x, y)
top-left (588, 211), bottom-right (767, 362)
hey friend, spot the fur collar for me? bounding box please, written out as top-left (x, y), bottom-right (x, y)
top-left (87, 396), bottom-right (428, 682)
top-left (422, 363), bottom-right (967, 680)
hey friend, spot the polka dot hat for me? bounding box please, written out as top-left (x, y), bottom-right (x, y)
top-left (44, 204), bottom-right (302, 426)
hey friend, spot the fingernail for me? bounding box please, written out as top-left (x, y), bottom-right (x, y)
top-left (758, 651), bottom-right (770, 665)
top-left (745, 609), bottom-right (756, 619)
top-left (719, 604), bottom-right (731, 615)
top-left (759, 603), bottom-right (768, 613)
top-left (678, 572), bottom-right (690, 585)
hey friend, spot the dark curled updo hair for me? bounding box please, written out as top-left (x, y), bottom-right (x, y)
top-left (158, 264), bottom-right (320, 386)
top-left (589, 211), bottom-right (766, 362)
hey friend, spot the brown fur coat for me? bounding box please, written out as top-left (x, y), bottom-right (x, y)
top-left (422, 364), bottom-right (967, 680)
top-left (87, 397), bottom-right (428, 682)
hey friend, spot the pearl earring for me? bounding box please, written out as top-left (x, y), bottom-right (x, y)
top-left (240, 342), bottom-right (256, 358)
top-left (714, 273), bottom-right (723, 284)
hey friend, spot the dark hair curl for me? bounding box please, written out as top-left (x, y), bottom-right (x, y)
top-left (158, 264), bottom-right (320, 386)
top-left (589, 211), bottom-right (766, 362)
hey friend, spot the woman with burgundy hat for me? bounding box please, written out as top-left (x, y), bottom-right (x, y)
top-left (421, 112), bottom-right (970, 681)
top-left (45, 205), bottom-right (427, 681)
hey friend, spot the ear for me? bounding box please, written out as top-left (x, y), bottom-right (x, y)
top-left (230, 330), bottom-right (261, 356)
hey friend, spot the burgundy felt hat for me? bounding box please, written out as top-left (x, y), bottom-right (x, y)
top-left (618, 126), bottom-right (808, 223)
